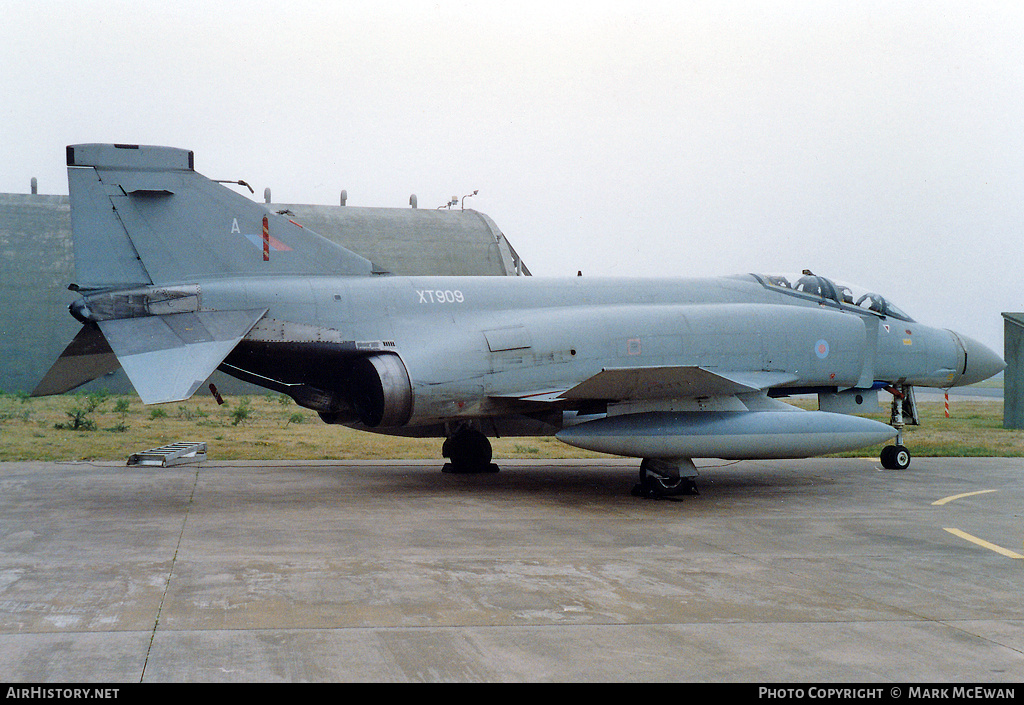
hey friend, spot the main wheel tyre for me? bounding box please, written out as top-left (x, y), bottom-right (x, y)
top-left (444, 430), bottom-right (493, 473)
top-left (637, 461), bottom-right (697, 497)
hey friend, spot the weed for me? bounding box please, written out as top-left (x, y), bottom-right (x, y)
top-left (83, 390), bottom-right (110, 413)
top-left (107, 398), bottom-right (131, 432)
top-left (55, 406), bottom-right (97, 431)
top-left (230, 398), bottom-right (252, 426)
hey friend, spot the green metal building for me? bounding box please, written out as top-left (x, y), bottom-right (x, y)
top-left (1002, 312), bottom-right (1023, 429)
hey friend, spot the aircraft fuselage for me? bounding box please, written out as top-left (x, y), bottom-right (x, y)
top-left (117, 272), bottom-right (987, 431)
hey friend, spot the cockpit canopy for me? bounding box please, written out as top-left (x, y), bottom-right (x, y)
top-left (753, 272), bottom-right (914, 322)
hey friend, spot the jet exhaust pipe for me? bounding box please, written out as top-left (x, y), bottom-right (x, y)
top-left (345, 353), bottom-right (413, 428)
top-left (556, 410), bottom-right (897, 460)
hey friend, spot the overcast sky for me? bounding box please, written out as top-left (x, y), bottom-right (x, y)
top-left (1, 1), bottom-right (1020, 352)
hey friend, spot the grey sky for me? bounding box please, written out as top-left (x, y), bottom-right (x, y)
top-left (2, 1), bottom-right (1020, 352)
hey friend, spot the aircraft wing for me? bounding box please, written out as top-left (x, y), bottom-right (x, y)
top-left (493, 366), bottom-right (797, 405)
top-left (559, 366), bottom-right (797, 401)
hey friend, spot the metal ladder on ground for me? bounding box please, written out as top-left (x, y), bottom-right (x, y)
top-left (127, 442), bottom-right (207, 467)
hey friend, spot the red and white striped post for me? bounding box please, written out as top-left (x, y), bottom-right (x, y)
top-left (262, 216), bottom-right (270, 262)
top-left (944, 392), bottom-right (950, 418)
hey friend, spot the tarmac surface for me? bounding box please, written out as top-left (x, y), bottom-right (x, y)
top-left (0, 455), bottom-right (1021, 683)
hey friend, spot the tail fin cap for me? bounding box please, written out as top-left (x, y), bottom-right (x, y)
top-left (67, 144), bottom-right (194, 171)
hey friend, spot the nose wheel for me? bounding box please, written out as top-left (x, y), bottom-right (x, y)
top-left (880, 444), bottom-right (911, 470)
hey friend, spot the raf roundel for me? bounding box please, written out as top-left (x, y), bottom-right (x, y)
top-left (815, 339), bottom-right (830, 359)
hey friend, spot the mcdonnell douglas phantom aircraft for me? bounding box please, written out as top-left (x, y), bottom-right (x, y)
top-left (34, 144), bottom-right (1005, 497)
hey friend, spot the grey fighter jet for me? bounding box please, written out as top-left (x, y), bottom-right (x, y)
top-left (34, 144), bottom-right (1005, 497)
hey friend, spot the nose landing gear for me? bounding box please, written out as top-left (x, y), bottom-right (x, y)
top-left (881, 384), bottom-right (917, 469)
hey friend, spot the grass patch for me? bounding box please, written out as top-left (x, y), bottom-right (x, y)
top-left (0, 392), bottom-right (1020, 462)
top-left (788, 397), bottom-right (1024, 459)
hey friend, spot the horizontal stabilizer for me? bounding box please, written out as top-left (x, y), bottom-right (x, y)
top-left (560, 366), bottom-right (797, 401)
top-left (97, 309), bottom-right (266, 404)
top-left (31, 324), bottom-right (120, 397)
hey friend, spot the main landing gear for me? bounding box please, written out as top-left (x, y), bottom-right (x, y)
top-left (442, 428), bottom-right (499, 474)
top-left (632, 458), bottom-right (699, 499)
top-left (880, 384), bottom-right (917, 470)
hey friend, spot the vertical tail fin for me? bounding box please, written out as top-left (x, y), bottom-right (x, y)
top-left (66, 144), bottom-right (375, 289)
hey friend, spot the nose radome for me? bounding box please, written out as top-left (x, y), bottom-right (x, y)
top-left (954, 333), bottom-right (1005, 386)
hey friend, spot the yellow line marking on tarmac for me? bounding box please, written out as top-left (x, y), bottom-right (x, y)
top-left (943, 528), bottom-right (1024, 559)
top-left (932, 489), bottom-right (998, 506)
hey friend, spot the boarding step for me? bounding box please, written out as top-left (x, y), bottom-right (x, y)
top-left (127, 442), bottom-right (207, 467)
